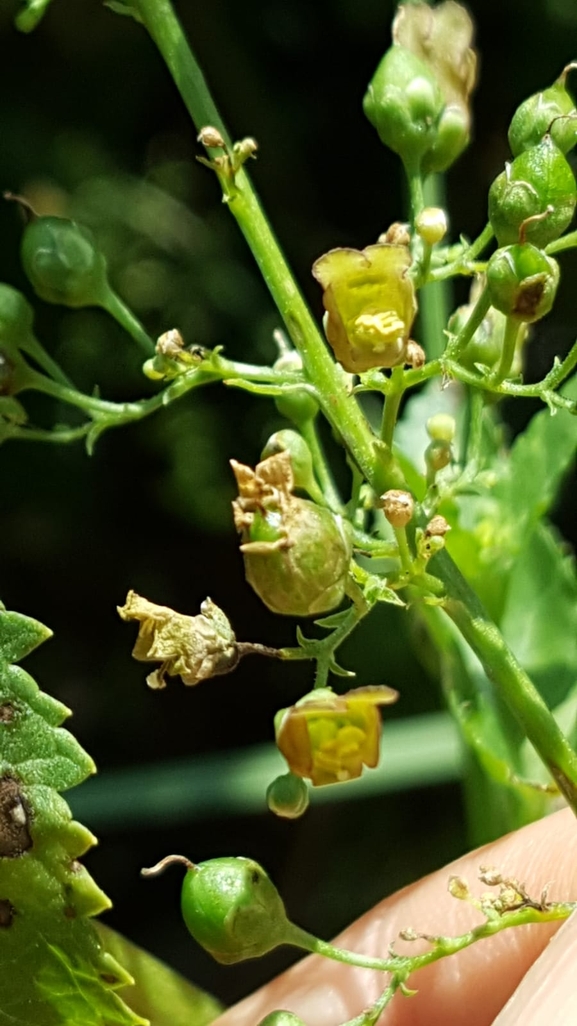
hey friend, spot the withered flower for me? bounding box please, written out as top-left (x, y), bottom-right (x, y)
top-left (275, 685), bottom-right (399, 786)
top-left (312, 244), bottom-right (416, 373)
top-left (118, 591), bottom-right (238, 689)
top-left (231, 451), bottom-right (351, 617)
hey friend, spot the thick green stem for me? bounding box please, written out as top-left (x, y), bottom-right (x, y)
top-left (380, 367), bottom-right (404, 449)
top-left (134, 0), bottom-right (381, 486)
top-left (438, 549), bottom-right (577, 814)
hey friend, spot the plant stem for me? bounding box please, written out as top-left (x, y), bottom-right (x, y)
top-left (445, 285), bottom-right (491, 359)
top-left (134, 0), bottom-right (382, 487)
top-left (492, 316), bottom-right (520, 384)
top-left (380, 367), bottom-right (404, 449)
top-left (102, 287), bottom-right (156, 355)
top-left (438, 549), bottom-right (577, 813)
top-left (300, 418), bottom-right (343, 512)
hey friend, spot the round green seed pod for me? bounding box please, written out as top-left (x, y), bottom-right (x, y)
top-left (426, 413), bottom-right (456, 443)
top-left (509, 70), bottom-right (577, 156)
top-left (21, 216), bottom-right (110, 308)
top-left (266, 773), bottom-right (310, 819)
top-left (488, 135), bottom-right (576, 248)
top-left (180, 857), bottom-right (291, 964)
top-left (486, 244), bottom-right (560, 323)
top-left (257, 1014), bottom-right (308, 1026)
top-left (0, 284), bottom-right (34, 344)
top-left (243, 501), bottom-right (351, 617)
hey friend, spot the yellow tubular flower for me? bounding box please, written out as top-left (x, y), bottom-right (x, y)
top-left (312, 244), bottom-right (417, 373)
top-left (275, 685), bottom-right (398, 786)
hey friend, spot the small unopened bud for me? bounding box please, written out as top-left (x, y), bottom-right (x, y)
top-left (415, 207), bottom-right (448, 245)
top-left (478, 866), bottom-right (503, 887)
top-left (379, 222), bottom-right (411, 246)
top-left (380, 489), bottom-right (414, 528)
top-left (156, 328), bottom-right (185, 359)
top-left (405, 340), bottom-right (426, 369)
top-left (266, 773), bottom-right (310, 819)
top-left (448, 875), bottom-right (472, 901)
top-left (257, 1014), bottom-right (309, 1026)
top-left (425, 515), bottom-right (450, 538)
top-left (233, 137), bottom-right (258, 166)
top-left (197, 126), bottom-right (226, 149)
top-left (426, 413), bottom-right (456, 443)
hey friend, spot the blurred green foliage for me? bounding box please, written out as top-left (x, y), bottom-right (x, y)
top-left (1, 0), bottom-right (577, 1006)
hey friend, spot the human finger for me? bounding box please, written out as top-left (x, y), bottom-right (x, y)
top-left (212, 807), bottom-right (577, 1026)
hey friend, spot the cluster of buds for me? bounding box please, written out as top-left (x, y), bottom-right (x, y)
top-left (231, 451), bottom-right (351, 617)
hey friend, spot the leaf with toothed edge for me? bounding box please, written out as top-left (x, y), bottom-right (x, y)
top-left (0, 606), bottom-right (147, 1026)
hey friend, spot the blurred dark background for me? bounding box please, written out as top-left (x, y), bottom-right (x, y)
top-left (1, 0), bottom-right (577, 1007)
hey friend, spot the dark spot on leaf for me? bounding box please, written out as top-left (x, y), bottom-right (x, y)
top-left (250, 868), bottom-right (261, 885)
top-left (100, 973), bottom-right (119, 985)
top-left (64, 905), bottom-right (76, 919)
top-left (0, 776), bottom-right (32, 857)
top-left (0, 899), bottom-right (15, 927)
top-left (0, 703), bottom-right (15, 723)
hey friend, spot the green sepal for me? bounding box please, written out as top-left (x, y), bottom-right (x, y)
top-left (104, 0), bottom-right (143, 21)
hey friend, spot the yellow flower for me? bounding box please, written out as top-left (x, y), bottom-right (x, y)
top-left (312, 244), bottom-right (416, 373)
top-left (275, 685), bottom-right (398, 786)
top-left (117, 591), bottom-right (238, 689)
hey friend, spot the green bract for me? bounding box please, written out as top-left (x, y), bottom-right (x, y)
top-left (509, 66), bottom-right (577, 156)
top-left (21, 216), bottom-right (110, 308)
top-left (488, 135), bottom-right (576, 248)
top-left (231, 452), bottom-right (351, 616)
top-left (179, 857), bottom-right (291, 964)
top-left (364, 0), bottom-right (476, 175)
top-left (486, 244), bottom-right (560, 323)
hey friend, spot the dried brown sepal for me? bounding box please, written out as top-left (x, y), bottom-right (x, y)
top-left (425, 515), bottom-right (451, 538)
top-left (380, 489), bottom-right (415, 528)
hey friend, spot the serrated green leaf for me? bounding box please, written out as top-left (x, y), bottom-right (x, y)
top-left (96, 925), bottom-right (223, 1026)
top-left (0, 607), bottom-right (146, 1026)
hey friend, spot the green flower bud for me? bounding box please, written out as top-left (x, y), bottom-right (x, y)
top-left (364, 47), bottom-right (445, 170)
top-left (0, 284), bottom-right (34, 345)
top-left (257, 1014), bottom-right (308, 1026)
top-left (266, 773), bottom-right (310, 819)
top-left (261, 430), bottom-right (322, 501)
top-left (364, 2), bottom-right (476, 175)
top-left (426, 413), bottom-right (456, 443)
top-left (509, 65), bottom-right (577, 156)
top-left (273, 348), bottom-right (319, 426)
top-left (486, 244), bottom-right (560, 323)
top-left (425, 439), bottom-right (452, 475)
top-left (21, 216), bottom-right (110, 309)
top-left (415, 207), bottom-right (448, 246)
top-left (142, 855), bottom-right (292, 965)
top-left (231, 452), bottom-right (351, 617)
top-left (488, 135), bottom-right (576, 248)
